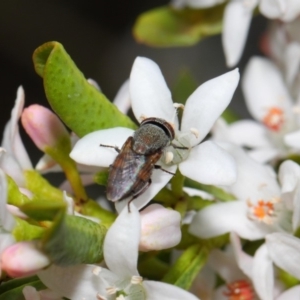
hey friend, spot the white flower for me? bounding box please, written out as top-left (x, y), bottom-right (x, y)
top-left (70, 56), bottom-right (239, 212)
top-left (171, 0), bottom-right (300, 67)
top-left (1, 86), bottom-right (32, 186)
top-left (189, 145), bottom-right (300, 241)
top-left (38, 204), bottom-right (199, 300)
top-left (0, 168), bottom-right (16, 277)
top-left (214, 56), bottom-right (300, 163)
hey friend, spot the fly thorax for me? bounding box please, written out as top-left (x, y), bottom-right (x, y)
top-left (133, 124), bottom-right (170, 155)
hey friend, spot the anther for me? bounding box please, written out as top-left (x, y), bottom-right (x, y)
top-left (165, 151), bottom-right (174, 164)
top-left (131, 275), bottom-right (143, 284)
top-left (190, 127), bottom-right (199, 138)
top-left (106, 286), bottom-right (117, 295)
top-left (92, 267), bottom-right (102, 276)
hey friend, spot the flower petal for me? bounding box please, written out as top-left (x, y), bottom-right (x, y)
top-left (222, 0), bottom-right (254, 67)
top-left (0, 169), bottom-right (15, 231)
top-left (278, 160), bottom-right (300, 193)
top-left (179, 141), bottom-right (236, 185)
top-left (284, 129), bottom-right (300, 148)
top-left (113, 79), bottom-right (131, 114)
top-left (259, 0), bottom-right (285, 19)
top-left (189, 201), bottom-right (271, 240)
top-left (38, 264), bottom-right (107, 299)
top-left (70, 128), bottom-right (134, 167)
top-left (104, 204), bottom-right (140, 277)
top-left (248, 147), bottom-right (280, 163)
top-left (242, 57), bottom-right (293, 121)
top-left (130, 57), bottom-right (178, 126)
top-left (252, 244), bottom-right (274, 300)
top-left (277, 285), bottom-right (300, 300)
top-left (143, 280), bottom-right (199, 300)
top-left (181, 69), bottom-right (239, 144)
top-left (266, 232), bottom-right (300, 280)
top-left (114, 164), bottom-right (176, 213)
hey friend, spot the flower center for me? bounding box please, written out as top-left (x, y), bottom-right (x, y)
top-left (247, 198), bottom-right (280, 224)
top-left (262, 107), bottom-right (284, 131)
top-left (223, 280), bottom-right (254, 300)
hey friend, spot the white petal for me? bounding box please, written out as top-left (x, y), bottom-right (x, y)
top-left (230, 232), bottom-right (253, 278)
top-left (143, 280), bottom-right (199, 300)
top-left (179, 141), bottom-right (236, 185)
top-left (280, 0), bottom-right (300, 21)
top-left (284, 129), bottom-right (300, 148)
top-left (104, 204), bottom-right (140, 277)
top-left (277, 285), bottom-right (300, 300)
top-left (130, 57), bottom-right (178, 127)
top-left (181, 69), bottom-right (239, 144)
top-left (114, 164), bottom-right (176, 213)
top-left (292, 185), bottom-right (300, 232)
top-left (252, 244), bottom-right (274, 300)
top-left (278, 160), bottom-right (300, 193)
top-left (248, 147), bottom-right (280, 163)
top-left (189, 201), bottom-right (271, 240)
top-left (242, 57), bottom-right (293, 121)
top-left (259, 0), bottom-right (285, 19)
top-left (266, 232), bottom-right (300, 280)
top-left (0, 169), bottom-right (15, 231)
top-left (172, 0), bottom-right (226, 8)
top-left (208, 248), bottom-right (246, 283)
top-left (226, 120), bottom-right (271, 148)
top-left (113, 79), bottom-right (131, 114)
top-left (225, 145), bottom-right (281, 202)
top-left (284, 42), bottom-right (300, 87)
top-left (38, 264), bottom-right (108, 299)
top-left (70, 128), bottom-right (133, 167)
top-left (222, 0), bottom-right (254, 67)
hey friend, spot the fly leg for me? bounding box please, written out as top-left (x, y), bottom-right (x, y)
top-left (99, 144), bottom-right (121, 153)
top-left (154, 165), bottom-right (175, 175)
top-left (127, 179), bottom-right (152, 213)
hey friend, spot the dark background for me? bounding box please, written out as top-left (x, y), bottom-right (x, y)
top-left (0, 0), bottom-right (266, 165)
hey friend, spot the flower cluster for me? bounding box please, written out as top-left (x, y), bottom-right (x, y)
top-left (2, 4), bottom-right (300, 299)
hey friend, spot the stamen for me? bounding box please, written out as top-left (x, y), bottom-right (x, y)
top-left (190, 127), bottom-right (199, 139)
top-left (92, 266), bottom-right (102, 276)
top-left (247, 198), bottom-right (280, 224)
top-left (165, 151), bottom-right (174, 164)
top-left (139, 115), bottom-right (147, 122)
top-left (116, 295), bottom-right (126, 300)
top-left (173, 103), bottom-right (185, 110)
top-left (131, 275), bottom-right (143, 284)
top-left (96, 293), bottom-right (107, 300)
top-left (170, 103), bottom-right (185, 126)
top-left (106, 286), bottom-right (117, 295)
top-left (262, 107), bottom-right (284, 131)
top-left (223, 280), bottom-right (254, 300)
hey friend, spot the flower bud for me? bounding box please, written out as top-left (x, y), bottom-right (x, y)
top-left (139, 204), bottom-right (181, 251)
top-left (21, 105), bottom-right (69, 152)
top-left (1, 241), bottom-right (50, 277)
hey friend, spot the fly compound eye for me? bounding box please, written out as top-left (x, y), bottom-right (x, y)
top-left (140, 117), bottom-right (175, 140)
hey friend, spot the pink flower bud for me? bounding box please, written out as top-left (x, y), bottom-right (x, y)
top-left (21, 105), bottom-right (69, 151)
top-left (139, 204), bottom-right (182, 251)
top-left (1, 241), bottom-right (50, 277)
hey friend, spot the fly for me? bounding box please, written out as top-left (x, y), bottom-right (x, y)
top-left (100, 117), bottom-right (181, 211)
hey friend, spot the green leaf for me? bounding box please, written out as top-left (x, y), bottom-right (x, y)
top-left (162, 244), bottom-right (207, 289)
top-left (133, 5), bottom-right (225, 47)
top-left (185, 177), bottom-right (236, 202)
top-left (7, 176), bottom-right (31, 206)
top-left (221, 108), bottom-right (240, 124)
top-left (278, 267), bottom-right (300, 289)
top-left (24, 170), bottom-right (63, 203)
top-left (20, 200), bottom-right (66, 221)
top-left (13, 218), bottom-right (45, 241)
top-left (0, 276), bottom-right (46, 300)
top-left (32, 41), bottom-right (136, 137)
top-left (43, 213), bottom-right (107, 266)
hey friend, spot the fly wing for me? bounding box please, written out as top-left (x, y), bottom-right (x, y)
top-left (107, 137), bottom-right (147, 202)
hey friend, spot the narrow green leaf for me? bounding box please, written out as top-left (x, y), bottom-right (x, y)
top-left (13, 218), bottom-right (45, 241)
top-left (0, 277), bottom-right (45, 300)
top-left (133, 5), bottom-right (225, 47)
top-left (162, 244), bottom-right (208, 290)
top-left (32, 41), bottom-right (136, 137)
top-left (20, 200), bottom-right (66, 221)
top-left (7, 176), bottom-right (31, 206)
top-left (24, 170), bottom-right (63, 203)
top-left (185, 178), bottom-right (236, 202)
top-left (43, 213), bottom-right (107, 266)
